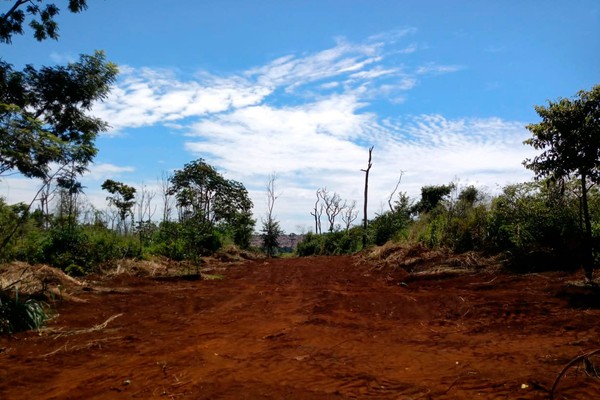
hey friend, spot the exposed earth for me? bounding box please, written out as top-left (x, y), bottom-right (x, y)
top-left (1, 255), bottom-right (600, 399)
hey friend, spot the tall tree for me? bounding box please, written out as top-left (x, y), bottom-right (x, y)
top-left (310, 188), bottom-right (324, 234)
top-left (1, 0), bottom-right (116, 184)
top-left (169, 159), bottom-right (254, 249)
top-left (322, 189), bottom-right (347, 232)
top-left (361, 146), bottom-right (373, 248)
top-left (524, 85), bottom-right (600, 280)
top-left (262, 174), bottom-right (283, 257)
top-left (102, 179), bottom-right (136, 234)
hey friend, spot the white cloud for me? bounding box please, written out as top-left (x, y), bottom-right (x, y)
top-left (94, 69), bottom-right (272, 133)
top-left (84, 163), bottom-right (135, 182)
top-left (185, 94), bottom-right (373, 178)
top-left (368, 27), bottom-right (418, 43)
top-left (49, 51), bottom-right (77, 64)
top-left (93, 34), bottom-right (434, 136)
top-left (416, 63), bottom-right (463, 75)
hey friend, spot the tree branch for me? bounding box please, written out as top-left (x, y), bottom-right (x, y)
top-left (1, 0), bottom-right (29, 23)
top-left (388, 171), bottom-right (405, 212)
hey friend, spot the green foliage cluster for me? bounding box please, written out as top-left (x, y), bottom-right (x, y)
top-left (0, 289), bottom-right (50, 334)
top-left (0, 51), bottom-right (118, 180)
top-left (0, 0), bottom-right (89, 44)
top-left (296, 229), bottom-right (362, 256)
top-left (261, 218), bottom-right (284, 257)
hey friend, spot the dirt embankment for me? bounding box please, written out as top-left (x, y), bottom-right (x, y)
top-left (1, 255), bottom-right (600, 399)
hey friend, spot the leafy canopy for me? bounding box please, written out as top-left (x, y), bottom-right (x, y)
top-left (169, 159), bottom-right (255, 247)
top-left (524, 85), bottom-right (600, 184)
top-left (101, 179), bottom-right (136, 222)
top-left (0, 50), bottom-right (118, 180)
top-left (1, 0), bottom-right (88, 43)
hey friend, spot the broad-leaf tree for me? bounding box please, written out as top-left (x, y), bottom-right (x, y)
top-left (0, 51), bottom-right (118, 180)
top-left (102, 179), bottom-right (136, 234)
top-left (169, 159), bottom-right (255, 249)
top-left (1, 0), bottom-right (88, 43)
top-left (524, 85), bottom-right (600, 280)
top-left (413, 183), bottom-right (455, 214)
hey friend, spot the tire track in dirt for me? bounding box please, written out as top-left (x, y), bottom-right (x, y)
top-left (1, 256), bottom-right (600, 399)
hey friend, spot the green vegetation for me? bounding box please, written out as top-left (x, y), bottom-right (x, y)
top-left (298, 178), bottom-right (599, 273)
top-left (0, 288), bottom-right (51, 334)
top-left (524, 85), bottom-right (600, 279)
top-left (0, 158), bottom-right (257, 273)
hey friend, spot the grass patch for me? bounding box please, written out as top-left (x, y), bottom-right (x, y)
top-left (0, 290), bottom-right (52, 334)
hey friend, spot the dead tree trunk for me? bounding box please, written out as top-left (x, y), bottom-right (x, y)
top-left (361, 146), bottom-right (373, 249)
top-left (310, 188), bottom-right (324, 234)
top-left (388, 171), bottom-right (405, 212)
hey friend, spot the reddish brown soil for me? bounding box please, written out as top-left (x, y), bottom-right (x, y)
top-left (1, 256), bottom-right (600, 399)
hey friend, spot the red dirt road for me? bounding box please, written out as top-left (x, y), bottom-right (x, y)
top-left (1, 256), bottom-right (600, 399)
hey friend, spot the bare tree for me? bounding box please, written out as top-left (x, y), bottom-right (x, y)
top-left (136, 182), bottom-right (157, 250)
top-left (136, 183), bottom-right (157, 226)
top-left (341, 200), bottom-right (358, 231)
top-left (309, 188), bottom-right (324, 234)
top-left (262, 174), bottom-right (283, 257)
top-left (322, 189), bottom-right (347, 232)
top-left (361, 146), bottom-right (374, 248)
top-left (36, 175), bottom-right (60, 229)
top-left (388, 171), bottom-right (405, 212)
top-left (159, 171), bottom-right (173, 223)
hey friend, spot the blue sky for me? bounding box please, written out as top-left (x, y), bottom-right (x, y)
top-left (2, 0), bottom-right (599, 232)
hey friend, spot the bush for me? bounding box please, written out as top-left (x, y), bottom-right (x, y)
top-left (296, 232), bottom-right (321, 256)
top-left (369, 211), bottom-right (409, 246)
top-left (0, 290), bottom-right (50, 334)
top-left (42, 227), bottom-right (92, 274)
top-left (487, 182), bottom-right (580, 252)
top-left (296, 229), bottom-right (361, 256)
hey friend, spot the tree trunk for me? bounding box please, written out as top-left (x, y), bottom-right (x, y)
top-left (580, 173), bottom-right (594, 281)
top-left (362, 146), bottom-right (373, 249)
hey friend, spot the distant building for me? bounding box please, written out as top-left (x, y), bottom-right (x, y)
top-left (251, 233), bottom-right (305, 252)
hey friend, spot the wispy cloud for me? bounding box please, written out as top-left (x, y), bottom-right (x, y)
top-left (416, 62), bottom-right (464, 75)
top-left (93, 32), bottom-right (436, 135)
top-left (84, 163), bottom-right (135, 181)
top-left (94, 68), bottom-right (272, 133)
top-left (185, 94), bottom-right (374, 179)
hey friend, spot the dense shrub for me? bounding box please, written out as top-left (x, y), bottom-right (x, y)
top-left (0, 290), bottom-right (50, 334)
top-left (369, 211), bottom-right (409, 246)
top-left (487, 182), bottom-right (580, 252)
top-left (296, 229), bottom-right (362, 256)
top-left (441, 186), bottom-right (489, 252)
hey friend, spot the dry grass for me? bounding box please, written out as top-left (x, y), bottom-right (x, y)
top-left (364, 242), bottom-right (502, 277)
top-left (102, 258), bottom-right (171, 277)
top-left (0, 261), bottom-right (87, 302)
top-left (42, 313), bottom-right (124, 339)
